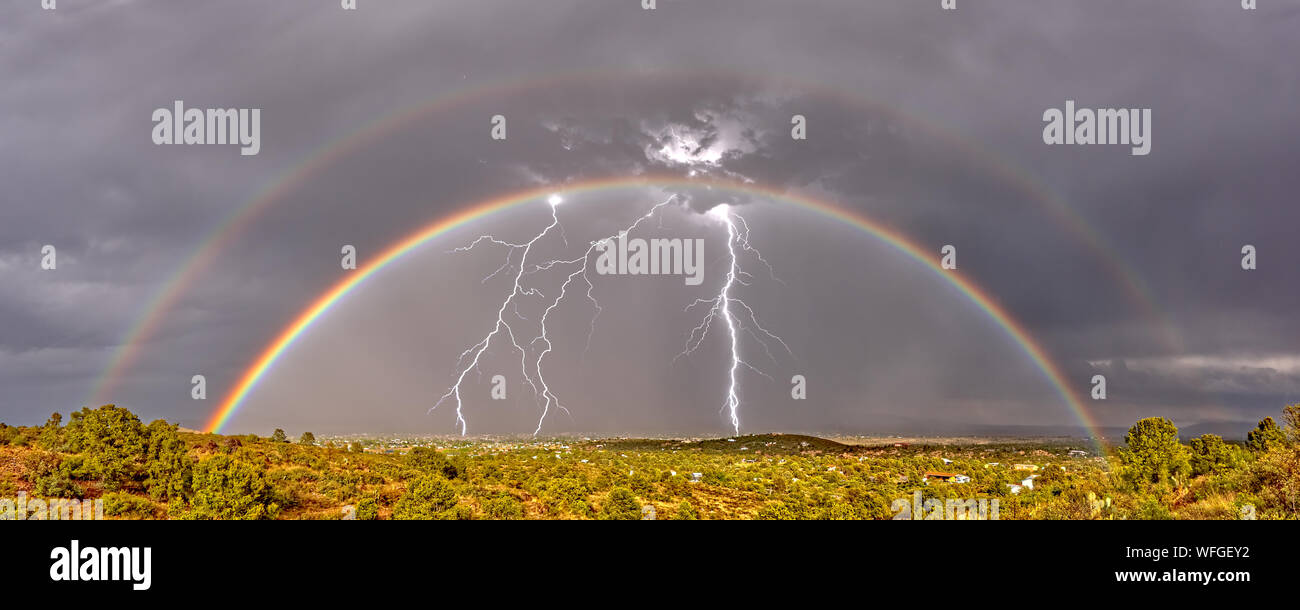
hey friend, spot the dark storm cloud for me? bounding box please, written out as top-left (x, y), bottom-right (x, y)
top-left (1, 0), bottom-right (1296, 435)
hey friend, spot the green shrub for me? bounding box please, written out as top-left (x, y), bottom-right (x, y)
top-left (24, 451), bottom-right (83, 498)
top-left (599, 487), bottom-right (641, 520)
top-left (37, 412), bottom-right (64, 451)
top-left (756, 502), bottom-right (799, 520)
top-left (102, 492), bottom-right (156, 519)
top-left (1247, 417), bottom-right (1287, 453)
top-left (182, 455), bottom-right (279, 520)
top-left (392, 475), bottom-right (459, 520)
top-left (62, 405), bottom-right (149, 490)
top-left (405, 447), bottom-right (459, 479)
top-left (144, 420), bottom-right (192, 501)
top-left (1117, 417), bottom-right (1190, 488)
top-left (1189, 434), bottom-right (1237, 476)
top-left (484, 495), bottom-right (524, 520)
top-left (355, 494), bottom-right (380, 520)
top-left (1134, 497), bottom-right (1175, 520)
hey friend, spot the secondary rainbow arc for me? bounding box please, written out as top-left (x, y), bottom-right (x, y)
top-left (90, 68), bottom-right (1181, 408)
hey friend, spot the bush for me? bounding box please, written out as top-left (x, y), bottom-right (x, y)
top-left (756, 502), bottom-right (799, 520)
top-left (182, 455), bottom-right (279, 520)
top-left (1189, 434), bottom-right (1236, 476)
top-left (219, 437), bottom-right (242, 454)
top-left (37, 412), bottom-right (63, 451)
top-left (22, 450), bottom-right (84, 498)
top-left (599, 487), bottom-right (641, 520)
top-left (1243, 444), bottom-right (1300, 516)
top-left (817, 500), bottom-right (865, 520)
top-left (62, 405), bottom-right (149, 490)
top-left (405, 447), bottom-right (459, 479)
top-left (543, 476), bottom-right (590, 515)
top-left (30, 455), bottom-right (85, 499)
top-left (2, 425), bottom-right (32, 447)
top-left (484, 495), bottom-right (524, 520)
top-left (1117, 417), bottom-right (1190, 488)
top-left (355, 494), bottom-right (380, 520)
top-left (144, 420), bottom-right (192, 501)
top-left (1247, 417), bottom-right (1287, 453)
top-left (392, 475), bottom-right (459, 520)
top-left (1134, 497), bottom-right (1175, 520)
top-left (102, 492), bottom-right (156, 519)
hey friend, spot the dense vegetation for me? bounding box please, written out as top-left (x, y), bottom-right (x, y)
top-left (1, 404), bottom-right (1297, 519)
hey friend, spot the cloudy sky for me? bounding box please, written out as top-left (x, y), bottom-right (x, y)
top-left (2, 0), bottom-right (1297, 437)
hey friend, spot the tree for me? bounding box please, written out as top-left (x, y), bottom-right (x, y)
top-left (184, 454), bottom-right (278, 520)
top-left (354, 494), bottom-right (380, 520)
top-left (1189, 434), bottom-right (1235, 476)
top-left (392, 475), bottom-right (459, 520)
top-left (38, 412), bottom-right (63, 451)
top-left (543, 476), bottom-right (590, 515)
top-left (1117, 417), bottom-right (1190, 488)
top-left (62, 405), bottom-right (149, 490)
top-left (1243, 405), bottom-right (1300, 516)
top-left (674, 501), bottom-right (699, 520)
top-left (26, 450), bottom-right (83, 498)
top-left (484, 495), bottom-right (524, 520)
top-left (755, 502), bottom-right (799, 520)
top-left (1281, 403), bottom-right (1300, 444)
top-left (349, 442), bottom-right (364, 453)
top-left (599, 487), bottom-right (642, 520)
top-left (270, 429), bottom-right (288, 443)
top-left (144, 420), bottom-right (193, 501)
top-left (1247, 417), bottom-right (1286, 453)
top-left (405, 447), bottom-right (459, 479)
top-left (298, 432), bottom-right (316, 445)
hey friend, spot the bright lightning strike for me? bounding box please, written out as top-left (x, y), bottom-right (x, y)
top-left (677, 204), bottom-right (791, 435)
top-left (432, 194), bottom-right (678, 436)
top-left (430, 205), bottom-right (561, 435)
top-left (716, 206), bottom-right (744, 433)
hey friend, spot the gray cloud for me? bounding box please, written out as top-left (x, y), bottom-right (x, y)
top-left (1, 0), bottom-right (1297, 437)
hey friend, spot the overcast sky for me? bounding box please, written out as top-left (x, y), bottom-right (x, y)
top-left (2, 0), bottom-right (1297, 437)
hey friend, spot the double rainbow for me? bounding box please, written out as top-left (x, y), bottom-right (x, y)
top-left (91, 68), bottom-right (1180, 408)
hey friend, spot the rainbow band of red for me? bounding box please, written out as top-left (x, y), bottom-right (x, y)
top-left (202, 176), bottom-right (1102, 447)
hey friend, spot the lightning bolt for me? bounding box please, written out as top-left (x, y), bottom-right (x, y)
top-left (429, 202), bottom-right (561, 435)
top-left (431, 194), bottom-right (679, 435)
top-left (676, 204), bottom-right (792, 435)
top-left (431, 192), bottom-right (788, 437)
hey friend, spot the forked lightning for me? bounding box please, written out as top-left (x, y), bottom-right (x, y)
top-left (432, 193), bottom-right (789, 436)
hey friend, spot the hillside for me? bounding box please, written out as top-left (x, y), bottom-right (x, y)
top-left (1, 405), bottom-right (1297, 520)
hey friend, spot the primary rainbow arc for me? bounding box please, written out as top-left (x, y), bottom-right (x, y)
top-left (201, 175), bottom-right (1102, 450)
